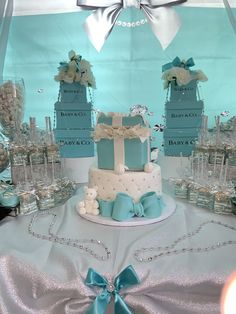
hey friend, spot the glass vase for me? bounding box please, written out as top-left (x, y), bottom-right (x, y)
top-left (0, 77), bottom-right (25, 141)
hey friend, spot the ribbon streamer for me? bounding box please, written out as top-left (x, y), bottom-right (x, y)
top-left (77, 0), bottom-right (187, 51)
top-left (85, 265), bottom-right (140, 314)
top-left (223, 0), bottom-right (236, 34)
top-left (98, 191), bottom-right (164, 221)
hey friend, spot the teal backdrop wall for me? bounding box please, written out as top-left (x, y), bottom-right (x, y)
top-left (3, 6), bottom-right (236, 148)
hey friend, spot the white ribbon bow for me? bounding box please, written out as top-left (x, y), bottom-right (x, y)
top-left (77, 0), bottom-right (187, 51)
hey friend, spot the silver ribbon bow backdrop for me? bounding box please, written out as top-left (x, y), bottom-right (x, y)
top-left (77, 0), bottom-right (187, 51)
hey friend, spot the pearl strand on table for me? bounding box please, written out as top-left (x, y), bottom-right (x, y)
top-left (134, 220), bottom-right (236, 262)
top-left (28, 210), bottom-right (111, 261)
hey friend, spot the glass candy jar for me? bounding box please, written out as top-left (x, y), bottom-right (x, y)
top-left (174, 179), bottom-right (189, 199)
top-left (0, 182), bottom-right (11, 198)
top-left (208, 146), bottom-right (225, 165)
top-left (214, 191), bottom-right (233, 215)
top-left (226, 146), bottom-right (236, 167)
top-left (0, 78), bottom-right (24, 141)
top-left (36, 185), bottom-right (55, 210)
top-left (231, 197), bottom-right (236, 215)
top-left (28, 145), bottom-right (45, 165)
top-left (9, 144), bottom-right (28, 166)
top-left (46, 144), bottom-right (61, 163)
top-left (196, 187), bottom-right (215, 210)
top-left (18, 191), bottom-right (38, 215)
top-left (187, 182), bottom-right (201, 204)
top-left (0, 189), bottom-right (19, 208)
top-left (0, 142), bottom-right (9, 173)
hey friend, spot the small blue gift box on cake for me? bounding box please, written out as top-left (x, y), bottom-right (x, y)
top-left (165, 100), bottom-right (203, 129)
top-left (54, 102), bottom-right (92, 129)
top-left (94, 113), bottom-right (151, 171)
top-left (60, 82), bottom-right (87, 103)
top-left (164, 128), bottom-right (200, 157)
top-left (54, 129), bottom-right (94, 158)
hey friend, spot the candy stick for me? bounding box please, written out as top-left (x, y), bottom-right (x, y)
top-left (204, 115), bottom-right (208, 144)
top-left (44, 155), bottom-right (48, 180)
top-left (201, 153), bottom-right (204, 180)
top-left (219, 153), bottom-right (225, 185)
top-left (180, 152), bottom-right (183, 176)
top-left (23, 160), bottom-right (27, 183)
top-left (45, 116), bottom-right (50, 144)
top-left (45, 116), bottom-right (53, 144)
top-left (197, 154), bottom-right (200, 181)
top-left (200, 115), bottom-right (206, 145)
top-left (51, 155), bottom-right (55, 182)
top-left (213, 151), bottom-right (217, 176)
top-left (29, 117), bottom-right (36, 143)
top-left (48, 116), bottom-right (53, 143)
top-left (215, 115), bottom-right (221, 146)
top-left (29, 155), bottom-right (34, 183)
top-left (223, 159), bottom-right (229, 186)
top-left (190, 151), bottom-right (194, 179)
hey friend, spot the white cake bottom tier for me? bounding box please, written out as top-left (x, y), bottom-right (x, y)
top-left (89, 164), bottom-right (162, 202)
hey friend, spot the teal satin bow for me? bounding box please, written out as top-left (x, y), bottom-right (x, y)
top-left (98, 191), bottom-right (164, 221)
top-left (85, 265), bottom-right (140, 314)
top-left (162, 56), bottom-right (195, 72)
top-left (58, 54), bottom-right (82, 72)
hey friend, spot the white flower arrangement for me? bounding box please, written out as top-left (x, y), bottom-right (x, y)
top-left (54, 50), bottom-right (96, 88)
top-left (161, 58), bottom-right (208, 89)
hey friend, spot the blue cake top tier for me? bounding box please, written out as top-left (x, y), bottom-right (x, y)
top-left (94, 112), bottom-right (151, 171)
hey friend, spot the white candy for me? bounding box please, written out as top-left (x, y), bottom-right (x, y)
top-left (0, 80), bottom-right (24, 139)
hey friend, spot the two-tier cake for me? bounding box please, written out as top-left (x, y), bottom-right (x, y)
top-left (77, 112), bottom-right (165, 223)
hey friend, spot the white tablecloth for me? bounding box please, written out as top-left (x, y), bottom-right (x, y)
top-left (0, 188), bottom-right (236, 314)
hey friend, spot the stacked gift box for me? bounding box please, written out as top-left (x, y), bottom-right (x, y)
top-left (54, 81), bottom-right (94, 158)
top-left (53, 51), bottom-right (95, 161)
top-left (162, 57), bottom-right (207, 157)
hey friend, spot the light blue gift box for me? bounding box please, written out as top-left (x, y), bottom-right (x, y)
top-left (165, 100), bottom-right (203, 129)
top-left (54, 101), bottom-right (92, 129)
top-left (170, 80), bottom-right (198, 102)
top-left (97, 138), bottom-right (149, 170)
top-left (164, 128), bottom-right (200, 157)
top-left (59, 82), bottom-right (87, 103)
top-left (54, 129), bottom-right (94, 158)
top-left (96, 115), bottom-right (150, 170)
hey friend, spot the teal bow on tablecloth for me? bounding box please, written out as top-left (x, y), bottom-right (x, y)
top-left (162, 56), bottom-right (195, 72)
top-left (98, 191), bottom-right (164, 221)
top-left (85, 265), bottom-right (140, 314)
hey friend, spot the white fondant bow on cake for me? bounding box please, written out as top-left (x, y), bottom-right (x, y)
top-left (76, 0), bottom-right (187, 51)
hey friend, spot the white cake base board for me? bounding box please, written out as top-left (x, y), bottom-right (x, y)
top-left (61, 157), bottom-right (96, 183)
top-left (79, 193), bottom-right (176, 227)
